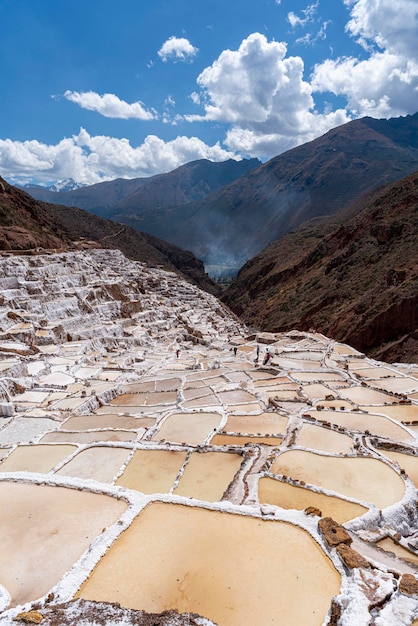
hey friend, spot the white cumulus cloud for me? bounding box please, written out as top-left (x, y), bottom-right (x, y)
top-left (287, 1), bottom-right (319, 28)
top-left (64, 91), bottom-right (157, 120)
top-left (180, 0), bottom-right (418, 159)
top-left (311, 0), bottom-right (418, 117)
top-left (184, 32), bottom-right (350, 158)
top-left (158, 36), bottom-right (199, 63)
top-left (0, 129), bottom-right (237, 186)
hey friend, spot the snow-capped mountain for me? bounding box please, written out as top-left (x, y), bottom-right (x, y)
top-left (20, 178), bottom-right (86, 192)
top-left (45, 178), bottom-right (86, 192)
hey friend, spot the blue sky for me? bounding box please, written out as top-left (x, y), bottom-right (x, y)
top-left (1, 0), bottom-right (417, 186)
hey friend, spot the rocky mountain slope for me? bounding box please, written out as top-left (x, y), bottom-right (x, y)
top-left (158, 113), bottom-right (418, 266)
top-left (22, 114), bottom-right (418, 269)
top-left (222, 170), bottom-right (418, 363)
top-left (0, 177), bottom-right (219, 295)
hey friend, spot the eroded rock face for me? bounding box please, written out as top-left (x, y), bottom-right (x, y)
top-left (399, 573), bottom-right (418, 596)
top-left (336, 543), bottom-right (370, 570)
top-left (318, 517), bottom-right (353, 547)
top-left (222, 170), bottom-right (418, 363)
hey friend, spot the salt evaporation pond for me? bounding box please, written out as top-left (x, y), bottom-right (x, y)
top-left (0, 444), bottom-right (77, 473)
top-left (151, 412), bottom-right (222, 445)
top-left (377, 537), bottom-right (418, 567)
top-left (360, 403), bottom-right (418, 422)
top-left (270, 450), bottom-right (405, 508)
top-left (295, 422), bottom-right (353, 454)
top-left (379, 449), bottom-right (418, 488)
top-left (173, 451), bottom-right (243, 501)
top-left (56, 446), bottom-right (131, 482)
top-left (41, 430), bottom-right (137, 443)
top-left (77, 502), bottom-right (340, 626)
top-left (116, 449), bottom-right (188, 493)
top-left (0, 481), bottom-right (127, 607)
top-left (222, 411), bottom-right (288, 434)
top-left (259, 477), bottom-right (368, 523)
top-left (211, 433), bottom-right (283, 446)
top-left (310, 409), bottom-right (415, 442)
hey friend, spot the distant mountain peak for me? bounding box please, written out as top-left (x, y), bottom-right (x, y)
top-left (21, 178), bottom-right (86, 192)
top-left (47, 178), bottom-right (86, 192)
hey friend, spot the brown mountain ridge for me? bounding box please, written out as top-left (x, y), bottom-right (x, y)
top-left (24, 158), bottom-right (261, 217)
top-left (23, 114), bottom-right (418, 272)
top-left (0, 177), bottom-right (220, 295)
top-left (222, 170), bottom-right (418, 363)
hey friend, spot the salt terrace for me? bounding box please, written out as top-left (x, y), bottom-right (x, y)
top-left (0, 250), bottom-right (418, 625)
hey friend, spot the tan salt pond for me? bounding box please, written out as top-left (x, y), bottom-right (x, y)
top-left (50, 397), bottom-right (90, 411)
top-left (253, 376), bottom-right (296, 388)
top-left (360, 404), bottom-right (418, 423)
top-left (259, 477), bottom-right (368, 523)
top-left (289, 350), bottom-right (325, 359)
top-left (145, 391), bottom-right (178, 405)
top-left (13, 390), bottom-right (50, 405)
top-left (41, 430), bottom-right (137, 444)
top-left (77, 502), bottom-right (340, 626)
top-left (217, 389), bottom-right (256, 404)
top-left (259, 385), bottom-right (303, 397)
top-left (152, 412), bottom-right (222, 445)
top-left (367, 377), bottom-right (418, 394)
top-left (184, 379), bottom-right (209, 390)
top-left (315, 400), bottom-right (354, 410)
top-left (333, 344), bottom-right (363, 356)
top-left (350, 366), bottom-right (397, 379)
top-left (0, 448), bottom-right (10, 461)
top-left (110, 393), bottom-right (147, 406)
top-left (270, 450), bottom-right (405, 508)
top-left (211, 433), bottom-right (283, 446)
top-left (74, 366), bottom-right (102, 379)
top-left (296, 423), bottom-right (353, 454)
top-left (265, 389), bottom-right (301, 401)
top-left (173, 451), bottom-right (243, 502)
top-left (96, 405), bottom-right (160, 415)
top-left (377, 537), bottom-right (418, 567)
top-left (182, 394), bottom-right (221, 409)
top-left (56, 446), bottom-right (131, 482)
top-left (0, 444), bottom-right (77, 473)
top-left (273, 357), bottom-right (322, 369)
top-left (302, 384), bottom-right (337, 401)
top-left (99, 371), bottom-right (123, 381)
top-left (116, 449), bottom-right (187, 493)
top-left (182, 386), bottom-right (212, 400)
top-left (0, 481), bottom-right (127, 607)
top-left (339, 386), bottom-right (395, 405)
top-left (311, 410), bottom-right (415, 443)
top-left (223, 412), bottom-right (288, 434)
top-left (38, 372), bottom-right (75, 387)
top-left (61, 414), bottom-right (154, 430)
top-left (407, 424), bottom-right (418, 436)
top-left (120, 381), bottom-right (155, 393)
top-left (291, 371), bottom-right (347, 383)
top-left (227, 402), bottom-right (263, 413)
top-left (379, 450), bottom-right (418, 488)
top-left (155, 378), bottom-right (181, 391)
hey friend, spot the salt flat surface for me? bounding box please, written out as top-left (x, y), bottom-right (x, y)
top-left (0, 249), bottom-right (418, 625)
